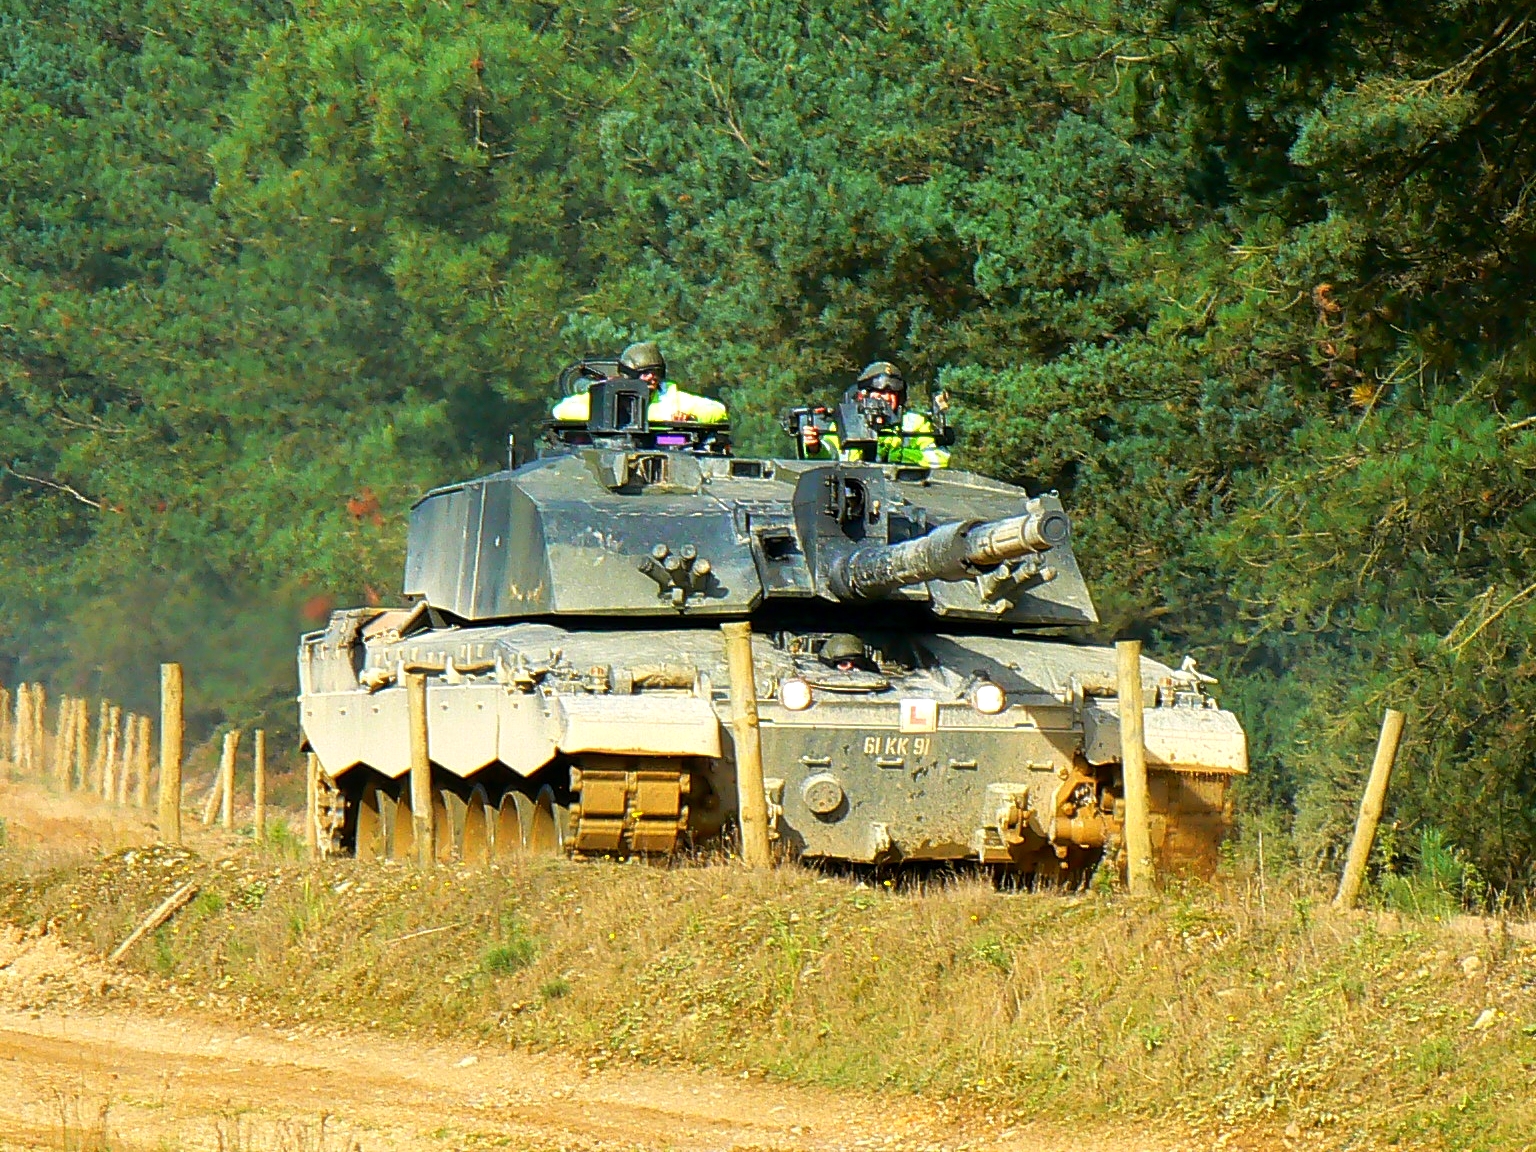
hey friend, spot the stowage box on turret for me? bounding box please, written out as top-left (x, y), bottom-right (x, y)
top-left (299, 370), bottom-right (1246, 874)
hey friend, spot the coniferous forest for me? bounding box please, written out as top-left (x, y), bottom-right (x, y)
top-left (2, 1), bottom-right (1533, 888)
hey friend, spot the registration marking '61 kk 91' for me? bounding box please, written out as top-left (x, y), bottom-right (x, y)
top-left (864, 735), bottom-right (932, 758)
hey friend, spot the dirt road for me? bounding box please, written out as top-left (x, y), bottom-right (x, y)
top-left (0, 930), bottom-right (1232, 1152)
top-left (0, 999), bottom-right (949, 1152)
top-left (0, 992), bottom-right (1157, 1152)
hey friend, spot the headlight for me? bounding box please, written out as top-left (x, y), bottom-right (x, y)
top-left (778, 678), bottom-right (813, 711)
top-left (972, 681), bottom-right (1006, 714)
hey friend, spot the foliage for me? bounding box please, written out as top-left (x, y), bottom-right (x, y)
top-left (1, 0), bottom-right (1532, 883)
top-left (1377, 827), bottom-right (1491, 918)
top-left (483, 911), bottom-right (539, 974)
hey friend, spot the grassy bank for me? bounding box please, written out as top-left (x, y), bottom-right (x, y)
top-left (3, 844), bottom-right (1533, 1151)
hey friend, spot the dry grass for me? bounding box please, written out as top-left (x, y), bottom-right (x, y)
top-left (0, 1092), bottom-right (356, 1152)
top-left (0, 780), bottom-right (158, 875)
top-left (4, 845), bottom-right (1534, 1152)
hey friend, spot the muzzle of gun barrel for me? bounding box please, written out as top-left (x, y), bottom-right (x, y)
top-left (963, 509), bottom-right (1070, 566)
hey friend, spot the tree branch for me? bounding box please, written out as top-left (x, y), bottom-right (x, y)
top-left (4, 464), bottom-right (105, 510)
top-left (699, 63), bottom-right (771, 172)
top-left (1445, 579), bottom-right (1536, 655)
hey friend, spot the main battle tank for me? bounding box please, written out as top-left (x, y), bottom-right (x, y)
top-left (298, 370), bottom-right (1246, 875)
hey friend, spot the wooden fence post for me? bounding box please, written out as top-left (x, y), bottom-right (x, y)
top-left (103, 705), bottom-right (122, 803)
top-left (52, 697), bottom-right (74, 791)
top-left (92, 700), bottom-right (109, 796)
top-left (219, 729), bottom-right (239, 830)
top-left (158, 664), bottom-right (184, 844)
top-left (62, 698), bottom-right (75, 790)
top-left (32, 684), bottom-right (46, 781)
top-left (118, 718), bottom-right (139, 804)
top-left (1334, 709), bottom-right (1408, 911)
top-left (73, 699), bottom-right (90, 792)
top-left (1117, 640), bottom-right (1156, 895)
top-left (30, 685), bottom-right (43, 777)
top-left (406, 672), bottom-right (434, 868)
top-left (0, 684), bottom-right (11, 774)
top-left (28, 684), bottom-right (40, 776)
top-left (201, 771), bottom-right (221, 825)
top-left (135, 715), bottom-right (153, 809)
top-left (118, 713), bottom-right (137, 805)
top-left (305, 751), bottom-right (321, 860)
top-left (252, 729), bottom-right (267, 842)
top-left (14, 684), bottom-right (32, 775)
top-left (721, 622), bottom-right (771, 869)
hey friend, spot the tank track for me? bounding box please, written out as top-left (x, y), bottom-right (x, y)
top-left (320, 758), bottom-right (1231, 880)
top-left (327, 761), bottom-right (699, 862)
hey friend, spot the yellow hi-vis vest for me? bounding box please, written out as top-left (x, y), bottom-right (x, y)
top-left (828, 411), bottom-right (949, 468)
top-left (551, 382), bottom-right (728, 424)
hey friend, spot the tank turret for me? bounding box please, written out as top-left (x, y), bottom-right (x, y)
top-left (402, 456), bottom-right (1096, 625)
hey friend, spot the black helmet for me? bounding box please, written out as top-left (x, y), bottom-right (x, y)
top-left (821, 633), bottom-right (866, 664)
top-left (619, 341), bottom-right (666, 379)
top-left (856, 360), bottom-right (905, 395)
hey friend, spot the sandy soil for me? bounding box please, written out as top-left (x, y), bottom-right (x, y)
top-left (0, 988), bottom-right (1164, 1152)
top-left (0, 776), bottom-right (160, 859)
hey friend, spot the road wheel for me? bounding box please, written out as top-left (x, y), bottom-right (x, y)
top-left (494, 792), bottom-right (532, 859)
top-left (462, 786), bottom-right (491, 865)
top-left (355, 780), bottom-right (391, 861)
top-left (528, 785), bottom-right (564, 855)
top-left (435, 788), bottom-right (463, 863)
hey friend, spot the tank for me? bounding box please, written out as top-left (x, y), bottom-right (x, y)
top-left (298, 370), bottom-right (1246, 876)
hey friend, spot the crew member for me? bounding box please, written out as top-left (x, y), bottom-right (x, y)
top-left (796, 361), bottom-right (950, 467)
top-left (819, 634), bottom-right (872, 672)
top-left (552, 342), bottom-right (728, 424)
top-left (797, 412), bottom-right (840, 460)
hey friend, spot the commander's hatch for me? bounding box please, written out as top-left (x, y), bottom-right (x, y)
top-left (360, 599), bottom-right (433, 645)
top-left (582, 448), bottom-right (704, 494)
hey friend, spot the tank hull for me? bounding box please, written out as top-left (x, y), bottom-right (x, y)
top-left (299, 617), bottom-right (1244, 874)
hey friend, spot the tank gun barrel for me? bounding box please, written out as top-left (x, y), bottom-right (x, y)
top-left (964, 512), bottom-right (1070, 565)
top-left (830, 507), bottom-right (1070, 601)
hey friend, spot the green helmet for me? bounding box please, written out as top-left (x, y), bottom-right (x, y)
top-left (856, 360), bottom-right (905, 395)
top-left (619, 341), bottom-right (666, 379)
top-left (821, 633), bottom-right (866, 664)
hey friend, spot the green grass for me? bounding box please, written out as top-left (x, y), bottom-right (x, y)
top-left (257, 816), bottom-right (307, 860)
top-left (4, 847), bottom-right (1534, 1151)
top-left (482, 915), bottom-right (538, 974)
top-left (1377, 828), bottom-right (1492, 920)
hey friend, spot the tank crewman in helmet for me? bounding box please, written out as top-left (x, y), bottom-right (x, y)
top-left (819, 633), bottom-right (872, 672)
top-left (795, 360), bottom-right (951, 467)
top-left (552, 341), bottom-right (729, 424)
